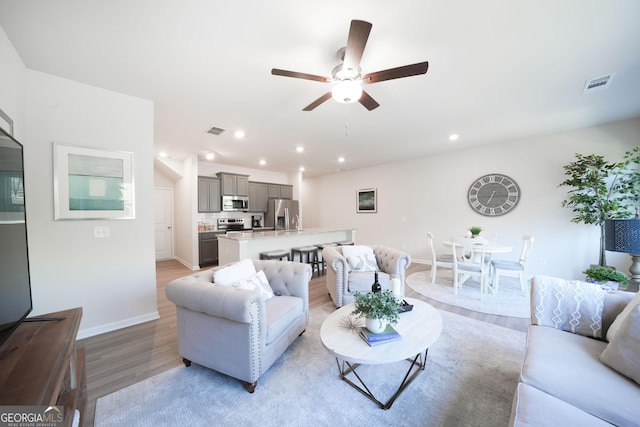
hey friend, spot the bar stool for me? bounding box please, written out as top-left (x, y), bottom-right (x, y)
top-left (314, 243), bottom-right (336, 275)
top-left (259, 249), bottom-right (290, 261)
top-left (291, 246), bottom-right (320, 276)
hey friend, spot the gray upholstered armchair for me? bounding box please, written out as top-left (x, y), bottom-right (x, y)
top-left (166, 259), bottom-right (311, 392)
top-left (322, 245), bottom-right (411, 308)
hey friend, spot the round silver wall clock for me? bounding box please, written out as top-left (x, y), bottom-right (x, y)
top-left (467, 174), bottom-right (520, 216)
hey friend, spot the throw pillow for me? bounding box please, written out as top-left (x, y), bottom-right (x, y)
top-left (342, 245), bottom-right (373, 259)
top-left (531, 275), bottom-right (605, 338)
top-left (606, 291), bottom-right (640, 342)
top-left (232, 270), bottom-right (275, 300)
top-left (213, 258), bottom-right (256, 286)
top-left (600, 304), bottom-right (640, 384)
top-left (347, 253), bottom-right (379, 272)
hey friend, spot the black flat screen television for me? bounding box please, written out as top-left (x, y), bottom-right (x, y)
top-left (0, 126), bottom-right (33, 348)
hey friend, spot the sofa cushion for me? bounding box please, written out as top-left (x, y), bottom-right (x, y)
top-left (348, 271), bottom-right (391, 293)
top-left (509, 383), bottom-right (613, 427)
top-left (606, 290), bottom-right (640, 342)
top-left (213, 258), bottom-right (256, 286)
top-left (531, 276), bottom-right (605, 338)
top-left (600, 304), bottom-right (640, 384)
top-left (521, 325), bottom-right (640, 426)
top-left (264, 295), bottom-right (303, 345)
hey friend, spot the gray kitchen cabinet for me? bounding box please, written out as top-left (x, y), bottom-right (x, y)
top-left (198, 177), bottom-right (221, 212)
top-left (199, 231), bottom-right (223, 266)
top-left (280, 185), bottom-right (293, 199)
top-left (248, 182), bottom-right (269, 212)
top-left (217, 172), bottom-right (249, 196)
top-left (267, 184), bottom-right (281, 199)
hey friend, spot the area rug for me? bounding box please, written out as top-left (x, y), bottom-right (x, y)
top-left (95, 303), bottom-right (525, 427)
top-left (407, 270), bottom-right (531, 318)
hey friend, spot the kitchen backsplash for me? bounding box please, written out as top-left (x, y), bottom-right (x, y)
top-left (198, 211), bottom-right (262, 230)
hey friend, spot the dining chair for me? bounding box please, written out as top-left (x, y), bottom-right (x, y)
top-left (427, 232), bottom-right (455, 283)
top-left (490, 235), bottom-right (535, 293)
top-left (451, 237), bottom-right (491, 300)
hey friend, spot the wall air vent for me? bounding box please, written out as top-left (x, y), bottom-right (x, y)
top-left (582, 73), bottom-right (615, 94)
top-left (206, 126), bottom-right (226, 135)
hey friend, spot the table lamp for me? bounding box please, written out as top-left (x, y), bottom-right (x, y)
top-left (605, 217), bottom-right (640, 292)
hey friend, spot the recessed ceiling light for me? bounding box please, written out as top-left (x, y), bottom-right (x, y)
top-left (159, 151), bottom-right (168, 158)
top-left (449, 134), bottom-right (460, 141)
top-left (259, 159), bottom-right (266, 166)
top-left (296, 146), bottom-right (304, 153)
top-left (205, 152), bottom-right (215, 160)
top-left (338, 157), bottom-right (345, 162)
top-left (235, 130), bottom-right (245, 139)
top-left (299, 166), bottom-right (305, 172)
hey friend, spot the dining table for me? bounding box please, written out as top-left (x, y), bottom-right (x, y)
top-left (442, 238), bottom-right (514, 293)
top-left (443, 238), bottom-right (513, 259)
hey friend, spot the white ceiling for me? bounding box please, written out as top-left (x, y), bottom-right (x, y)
top-left (1, 0), bottom-right (640, 177)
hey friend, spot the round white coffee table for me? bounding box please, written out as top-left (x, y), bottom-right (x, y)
top-left (320, 297), bottom-right (442, 409)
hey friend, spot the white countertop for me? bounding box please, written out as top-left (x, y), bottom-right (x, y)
top-left (218, 228), bottom-right (356, 241)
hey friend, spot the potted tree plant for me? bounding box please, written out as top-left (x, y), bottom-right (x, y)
top-left (583, 266), bottom-right (629, 292)
top-left (559, 148), bottom-right (639, 267)
top-left (352, 290), bottom-right (402, 333)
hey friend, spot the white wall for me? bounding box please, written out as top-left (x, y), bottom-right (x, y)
top-left (24, 70), bottom-right (158, 338)
top-left (0, 25), bottom-right (25, 139)
top-left (302, 118), bottom-right (640, 280)
top-left (198, 161), bottom-right (290, 184)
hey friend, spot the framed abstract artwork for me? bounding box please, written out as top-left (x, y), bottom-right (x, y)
top-left (357, 188), bottom-right (377, 213)
top-left (53, 143), bottom-right (135, 220)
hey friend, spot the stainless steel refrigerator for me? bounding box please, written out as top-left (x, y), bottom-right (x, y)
top-left (265, 199), bottom-right (300, 230)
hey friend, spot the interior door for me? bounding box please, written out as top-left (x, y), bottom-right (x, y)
top-left (154, 187), bottom-right (173, 260)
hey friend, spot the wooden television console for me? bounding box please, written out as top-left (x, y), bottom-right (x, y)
top-left (0, 307), bottom-right (87, 427)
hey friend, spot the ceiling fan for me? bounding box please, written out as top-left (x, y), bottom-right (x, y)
top-left (271, 19), bottom-right (429, 111)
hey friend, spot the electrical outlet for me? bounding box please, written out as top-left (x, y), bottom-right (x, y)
top-left (94, 226), bottom-right (110, 238)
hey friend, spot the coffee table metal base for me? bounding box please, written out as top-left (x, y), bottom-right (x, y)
top-left (335, 349), bottom-right (428, 410)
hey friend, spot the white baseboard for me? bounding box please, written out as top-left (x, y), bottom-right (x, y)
top-left (77, 311), bottom-right (160, 340)
top-left (175, 256), bottom-right (200, 270)
top-left (411, 258), bottom-right (430, 266)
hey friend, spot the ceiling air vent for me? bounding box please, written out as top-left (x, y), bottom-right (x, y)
top-left (582, 73), bottom-right (615, 94)
top-left (206, 126), bottom-right (226, 136)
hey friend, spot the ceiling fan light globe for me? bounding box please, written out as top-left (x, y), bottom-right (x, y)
top-left (331, 79), bottom-right (363, 104)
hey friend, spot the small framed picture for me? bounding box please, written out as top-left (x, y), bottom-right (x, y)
top-left (53, 143), bottom-right (135, 220)
top-left (357, 188), bottom-right (377, 213)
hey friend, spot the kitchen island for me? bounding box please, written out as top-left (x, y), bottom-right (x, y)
top-left (217, 228), bottom-right (356, 266)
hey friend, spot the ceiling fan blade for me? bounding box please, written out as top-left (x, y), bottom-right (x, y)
top-left (271, 68), bottom-right (330, 83)
top-left (302, 92), bottom-right (333, 111)
top-left (343, 20), bottom-right (372, 71)
top-left (359, 90), bottom-right (380, 111)
top-left (362, 61), bottom-right (429, 84)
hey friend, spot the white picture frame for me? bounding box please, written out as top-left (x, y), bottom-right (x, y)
top-left (53, 143), bottom-right (135, 220)
top-left (357, 188), bottom-right (377, 213)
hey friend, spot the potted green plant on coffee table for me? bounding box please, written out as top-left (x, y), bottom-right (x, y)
top-left (583, 266), bottom-right (629, 291)
top-left (352, 290), bottom-right (402, 333)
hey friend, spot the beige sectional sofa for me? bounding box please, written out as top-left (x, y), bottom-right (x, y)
top-left (509, 276), bottom-right (639, 426)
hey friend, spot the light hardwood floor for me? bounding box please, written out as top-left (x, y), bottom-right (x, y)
top-left (78, 260), bottom-right (529, 426)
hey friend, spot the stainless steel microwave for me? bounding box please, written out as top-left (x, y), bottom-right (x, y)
top-left (222, 195), bottom-right (248, 212)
